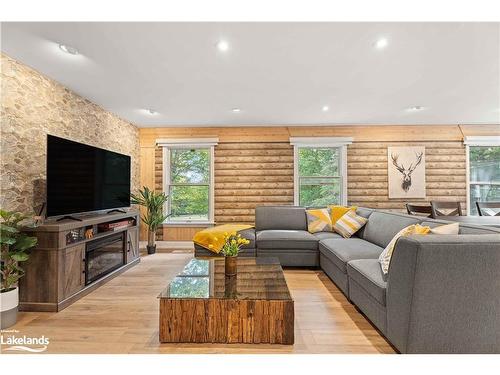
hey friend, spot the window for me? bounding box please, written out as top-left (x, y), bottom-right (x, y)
top-left (468, 146), bottom-right (500, 215)
top-left (159, 139), bottom-right (217, 223)
top-left (291, 137), bottom-right (351, 207)
top-left (465, 137), bottom-right (500, 215)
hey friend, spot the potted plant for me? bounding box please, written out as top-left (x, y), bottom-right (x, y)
top-left (131, 187), bottom-right (168, 255)
top-left (221, 231), bottom-right (250, 277)
top-left (0, 209), bottom-right (38, 329)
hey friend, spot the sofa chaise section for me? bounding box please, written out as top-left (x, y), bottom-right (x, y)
top-left (319, 209), bottom-right (420, 297)
top-left (319, 238), bottom-right (383, 295)
top-left (347, 259), bottom-right (388, 334)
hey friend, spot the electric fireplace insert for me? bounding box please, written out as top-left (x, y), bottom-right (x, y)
top-left (85, 232), bottom-right (126, 285)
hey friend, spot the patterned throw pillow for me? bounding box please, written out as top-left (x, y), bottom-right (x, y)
top-left (306, 208), bottom-right (332, 233)
top-left (332, 210), bottom-right (368, 238)
top-left (328, 205), bottom-right (358, 225)
top-left (378, 224), bottom-right (430, 274)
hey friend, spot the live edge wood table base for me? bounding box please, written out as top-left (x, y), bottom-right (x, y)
top-left (159, 257), bottom-right (294, 344)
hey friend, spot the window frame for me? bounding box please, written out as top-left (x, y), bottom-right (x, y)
top-left (290, 137), bottom-right (352, 207)
top-left (158, 138), bottom-right (218, 225)
top-left (464, 136), bottom-right (500, 215)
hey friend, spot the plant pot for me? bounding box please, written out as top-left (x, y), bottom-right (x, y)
top-left (225, 255), bottom-right (238, 277)
top-left (1, 287), bottom-right (19, 329)
top-left (147, 244), bottom-right (156, 254)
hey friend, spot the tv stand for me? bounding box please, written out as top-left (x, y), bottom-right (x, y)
top-left (20, 210), bottom-right (140, 312)
top-left (56, 215), bottom-right (83, 222)
top-left (107, 209), bottom-right (127, 214)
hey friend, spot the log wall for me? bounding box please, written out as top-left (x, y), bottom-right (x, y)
top-left (347, 141), bottom-right (466, 210)
top-left (214, 142), bottom-right (294, 224)
top-left (140, 124), bottom-right (499, 240)
top-left (154, 140), bottom-right (466, 224)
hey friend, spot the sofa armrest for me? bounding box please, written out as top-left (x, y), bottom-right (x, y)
top-left (386, 234), bottom-right (500, 353)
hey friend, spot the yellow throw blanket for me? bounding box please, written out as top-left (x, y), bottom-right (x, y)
top-left (193, 224), bottom-right (253, 254)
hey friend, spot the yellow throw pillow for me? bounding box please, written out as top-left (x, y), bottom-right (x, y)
top-left (378, 224), bottom-right (430, 274)
top-left (332, 210), bottom-right (367, 238)
top-left (430, 222), bottom-right (460, 235)
top-left (306, 207), bottom-right (332, 233)
top-left (329, 205), bottom-right (358, 225)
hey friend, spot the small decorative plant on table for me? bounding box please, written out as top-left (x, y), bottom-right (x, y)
top-left (220, 231), bottom-right (250, 277)
top-left (0, 209), bottom-right (38, 329)
top-left (130, 187), bottom-right (169, 255)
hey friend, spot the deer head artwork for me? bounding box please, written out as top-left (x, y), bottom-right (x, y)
top-left (391, 151), bottom-right (424, 192)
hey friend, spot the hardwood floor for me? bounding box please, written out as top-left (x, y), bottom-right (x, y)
top-left (4, 252), bottom-right (394, 354)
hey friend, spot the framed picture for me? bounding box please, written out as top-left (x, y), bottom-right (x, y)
top-left (388, 146), bottom-right (426, 198)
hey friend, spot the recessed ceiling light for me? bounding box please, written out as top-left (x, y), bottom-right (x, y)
top-left (374, 38), bottom-right (388, 49)
top-left (407, 106), bottom-right (425, 112)
top-left (146, 109), bottom-right (158, 115)
top-left (59, 44), bottom-right (79, 55)
top-left (216, 40), bottom-right (230, 52)
top-left (232, 108), bottom-right (241, 113)
top-left (322, 105), bottom-right (330, 112)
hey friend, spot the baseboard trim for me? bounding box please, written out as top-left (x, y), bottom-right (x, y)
top-left (140, 241), bottom-right (194, 250)
top-left (160, 241), bottom-right (194, 250)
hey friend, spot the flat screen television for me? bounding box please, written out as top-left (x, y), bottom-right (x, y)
top-left (46, 135), bottom-right (131, 218)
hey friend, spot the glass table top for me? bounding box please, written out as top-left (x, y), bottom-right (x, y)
top-left (159, 257), bottom-right (292, 301)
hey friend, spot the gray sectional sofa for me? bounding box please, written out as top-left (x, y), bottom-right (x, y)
top-left (194, 205), bottom-right (500, 353)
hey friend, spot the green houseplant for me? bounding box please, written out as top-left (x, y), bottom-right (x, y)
top-left (0, 209), bottom-right (38, 329)
top-left (131, 187), bottom-right (168, 254)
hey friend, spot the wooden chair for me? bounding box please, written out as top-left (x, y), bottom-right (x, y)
top-left (430, 201), bottom-right (463, 218)
top-left (406, 203), bottom-right (432, 217)
top-left (476, 201), bottom-right (500, 216)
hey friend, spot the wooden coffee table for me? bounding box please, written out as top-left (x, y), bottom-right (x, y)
top-left (158, 257), bottom-right (294, 344)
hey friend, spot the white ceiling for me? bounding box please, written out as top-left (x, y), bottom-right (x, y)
top-left (1, 22), bottom-right (499, 127)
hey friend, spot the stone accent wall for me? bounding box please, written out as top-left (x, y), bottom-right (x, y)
top-left (1, 54), bottom-right (140, 215)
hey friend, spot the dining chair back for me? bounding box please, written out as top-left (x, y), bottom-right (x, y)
top-left (406, 203), bottom-right (432, 217)
top-left (430, 201), bottom-right (463, 218)
top-left (476, 201), bottom-right (500, 216)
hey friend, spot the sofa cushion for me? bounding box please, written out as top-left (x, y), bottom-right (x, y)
top-left (421, 219), bottom-right (459, 228)
top-left (306, 207), bottom-right (332, 233)
top-left (361, 211), bottom-right (421, 248)
top-left (430, 223), bottom-right (459, 235)
top-left (333, 210), bottom-right (368, 238)
top-left (314, 232), bottom-right (343, 240)
top-left (328, 205), bottom-right (357, 225)
top-left (379, 224), bottom-right (431, 275)
top-left (354, 207), bottom-right (374, 238)
top-left (319, 238), bottom-right (384, 273)
top-left (255, 206), bottom-right (307, 231)
top-left (347, 259), bottom-right (387, 305)
top-left (421, 220), bottom-right (500, 234)
top-left (256, 230), bottom-right (318, 250)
